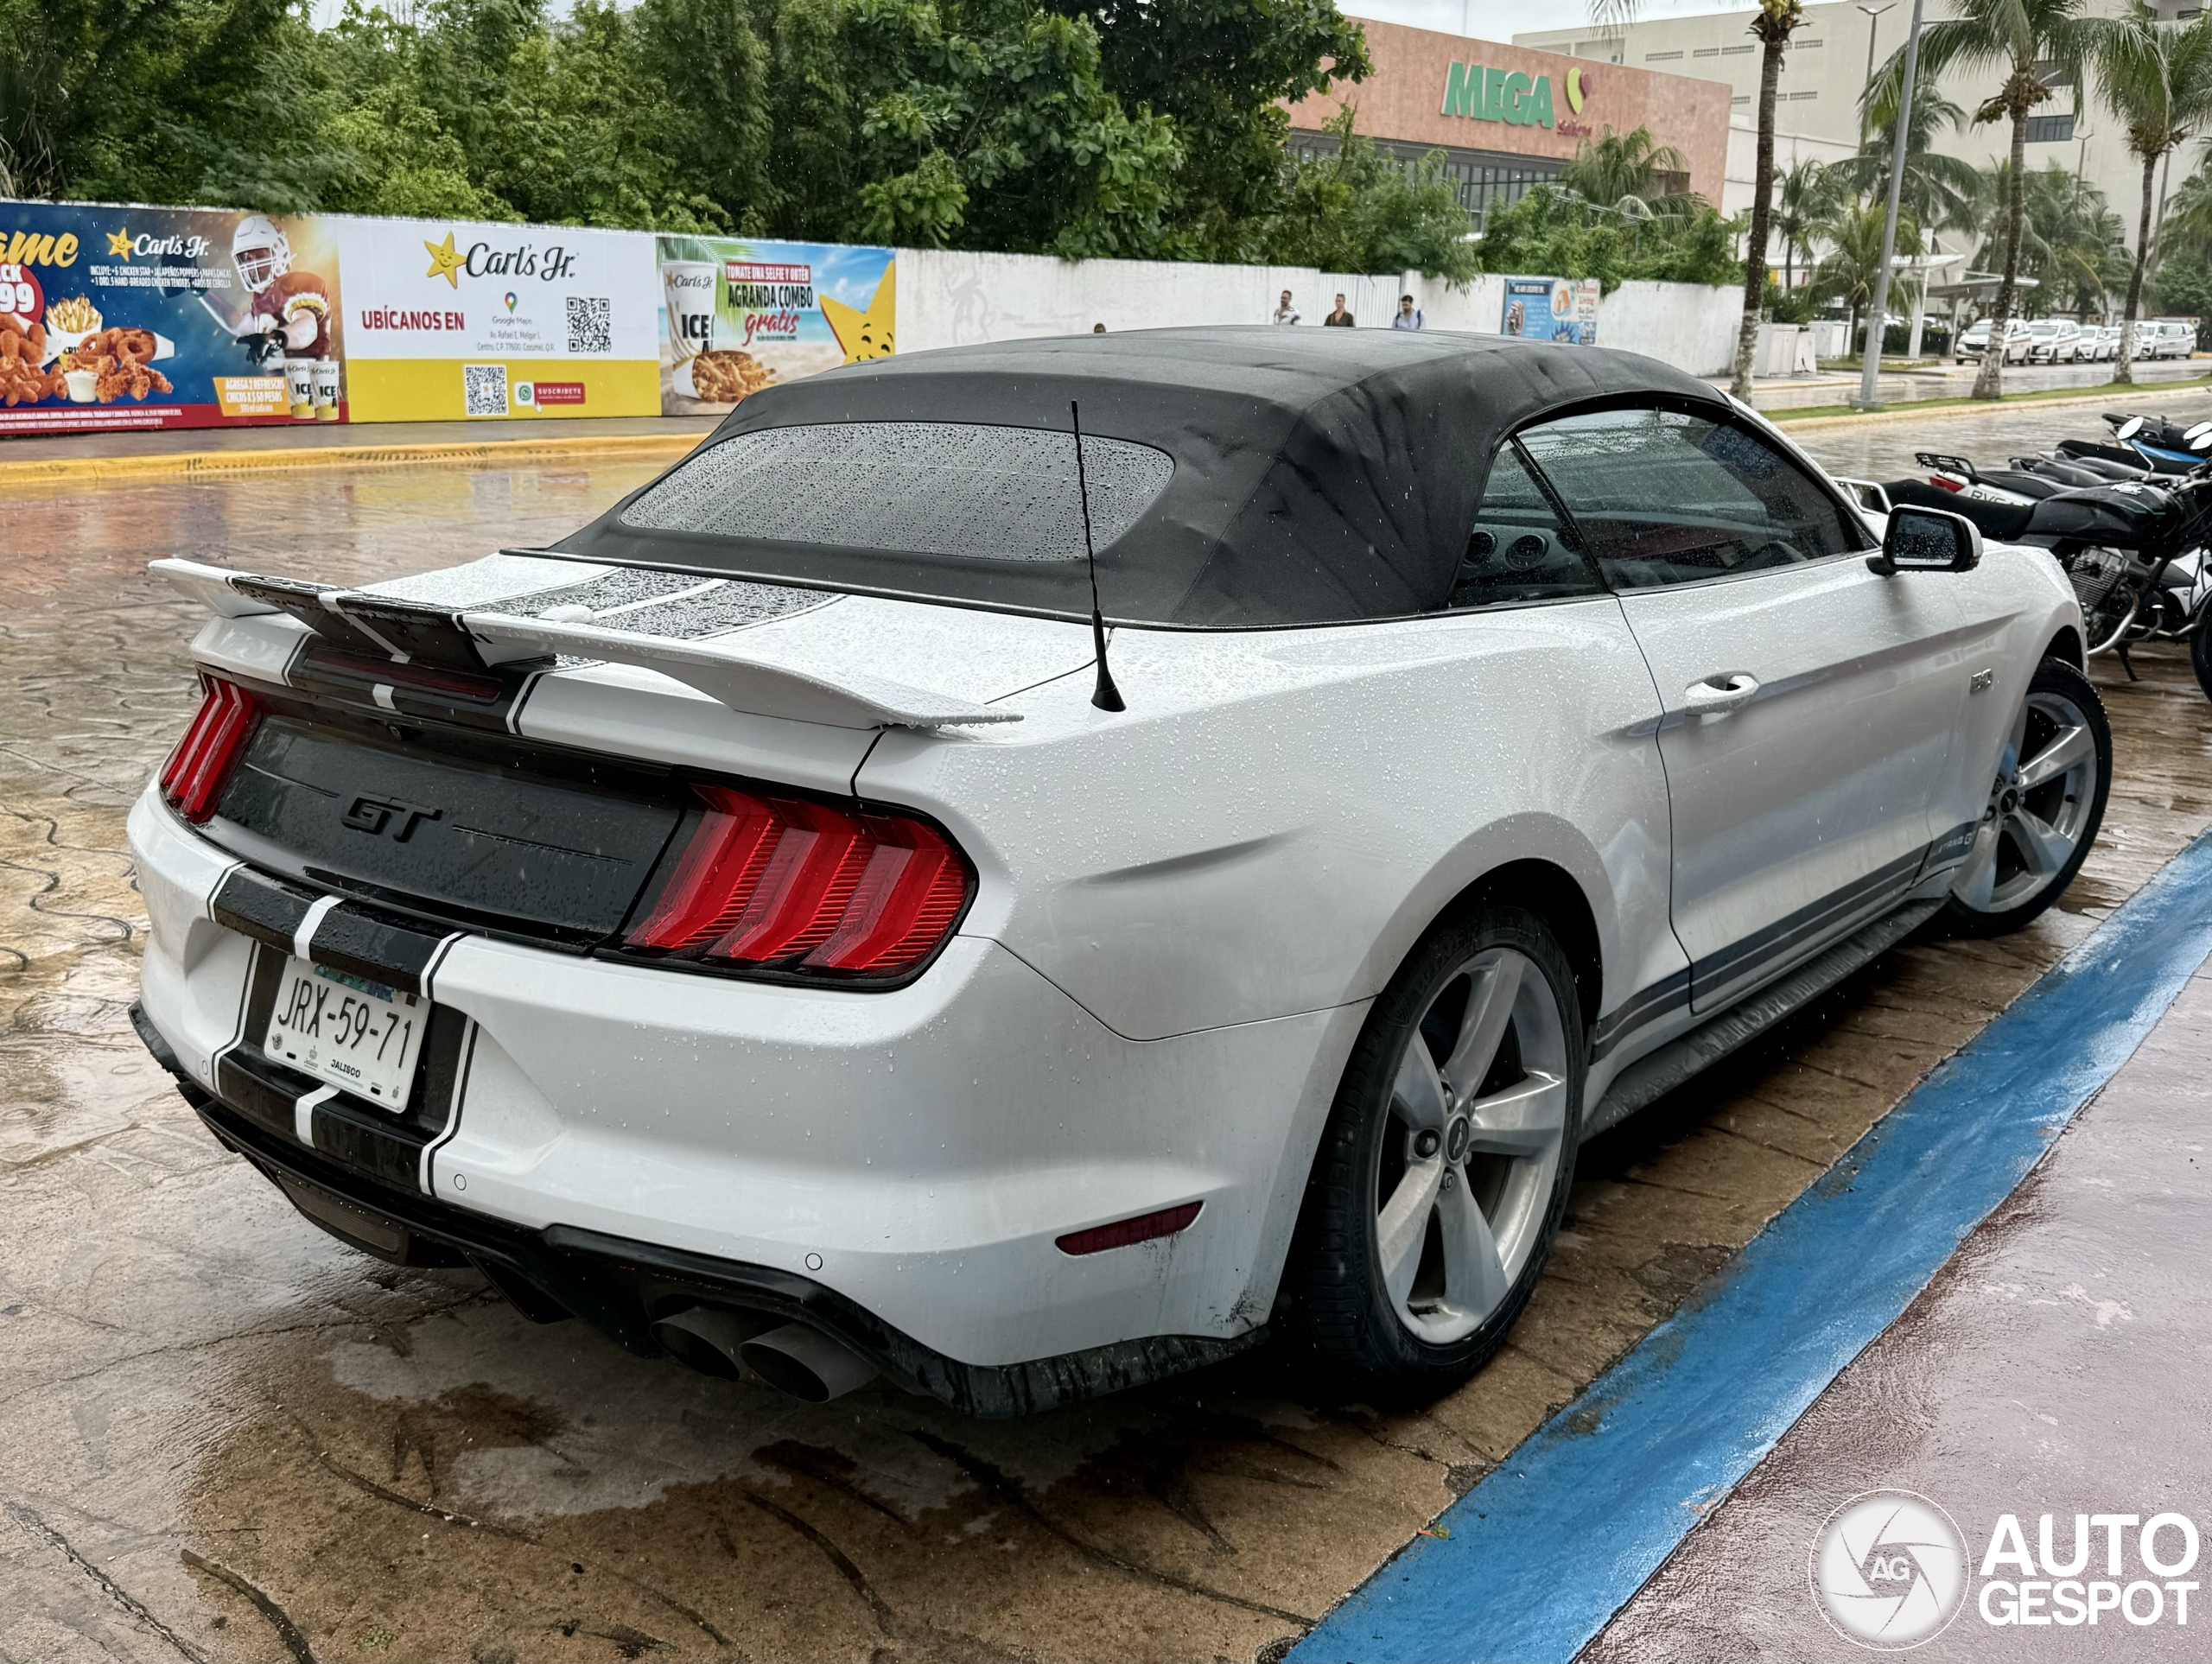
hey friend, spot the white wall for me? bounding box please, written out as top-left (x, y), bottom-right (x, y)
top-left (898, 247), bottom-right (1739, 378)
top-left (1598, 280), bottom-right (1745, 378)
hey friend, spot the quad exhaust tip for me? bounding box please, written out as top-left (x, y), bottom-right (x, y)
top-left (650, 1305), bottom-right (877, 1402)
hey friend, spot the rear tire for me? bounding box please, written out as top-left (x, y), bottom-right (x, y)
top-left (1942, 657), bottom-right (2111, 937)
top-left (1282, 904), bottom-right (1583, 1402)
top-left (2191, 621), bottom-right (2212, 706)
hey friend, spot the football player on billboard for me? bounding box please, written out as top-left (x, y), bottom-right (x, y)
top-left (205, 215), bottom-right (334, 368)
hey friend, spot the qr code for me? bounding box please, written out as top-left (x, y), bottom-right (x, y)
top-left (463, 363), bottom-right (508, 416)
top-left (567, 295), bottom-right (613, 355)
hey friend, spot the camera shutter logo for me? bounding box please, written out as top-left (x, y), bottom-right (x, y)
top-left (1809, 1490), bottom-right (1970, 1649)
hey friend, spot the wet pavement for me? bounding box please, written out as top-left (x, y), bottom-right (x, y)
top-left (1795, 391), bottom-right (2212, 482)
top-left (0, 435), bottom-right (2207, 1664)
top-left (1582, 962), bottom-right (2212, 1662)
top-left (1745, 357), bottom-right (2208, 412)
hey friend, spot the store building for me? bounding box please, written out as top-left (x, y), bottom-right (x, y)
top-left (1515, 0), bottom-right (2196, 297)
top-left (1283, 18), bottom-right (1733, 229)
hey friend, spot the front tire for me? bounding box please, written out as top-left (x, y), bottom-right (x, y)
top-left (2190, 621), bottom-right (2212, 706)
top-left (1282, 904), bottom-right (1583, 1401)
top-left (1942, 657), bottom-right (2111, 937)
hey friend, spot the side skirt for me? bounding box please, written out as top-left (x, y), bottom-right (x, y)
top-left (1584, 898), bottom-right (1945, 1140)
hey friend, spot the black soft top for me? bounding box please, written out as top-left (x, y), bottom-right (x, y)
top-left (555, 326), bottom-right (1727, 627)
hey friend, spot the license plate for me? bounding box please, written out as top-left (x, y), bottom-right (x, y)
top-left (264, 956), bottom-right (424, 1112)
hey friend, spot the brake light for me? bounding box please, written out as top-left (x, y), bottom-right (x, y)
top-left (626, 784), bottom-right (970, 978)
top-left (159, 678), bottom-right (263, 823)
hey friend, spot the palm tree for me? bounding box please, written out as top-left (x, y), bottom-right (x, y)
top-left (1848, 74), bottom-right (1985, 236)
top-left (1772, 158), bottom-right (1844, 293)
top-left (2163, 149), bottom-right (2212, 265)
top-left (2090, 3), bottom-right (2212, 381)
top-left (1590, 0), bottom-right (1806, 395)
top-left (1815, 196), bottom-right (1923, 357)
top-left (1731, 2), bottom-right (1809, 398)
top-left (1963, 160), bottom-right (2127, 316)
top-left (1903, 0), bottom-right (2105, 398)
top-left (1559, 125), bottom-right (1694, 212)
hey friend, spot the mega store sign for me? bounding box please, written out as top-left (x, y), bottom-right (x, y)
top-left (0, 198), bottom-right (896, 435)
top-left (1440, 59), bottom-right (1598, 138)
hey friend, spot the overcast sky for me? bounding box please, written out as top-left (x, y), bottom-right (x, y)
top-left (1344, 2), bottom-right (1762, 40)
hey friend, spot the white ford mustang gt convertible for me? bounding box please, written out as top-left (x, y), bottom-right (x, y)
top-left (130, 329), bottom-right (2108, 1413)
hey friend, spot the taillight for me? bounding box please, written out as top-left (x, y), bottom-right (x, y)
top-left (159, 678), bottom-right (263, 823)
top-left (625, 784), bottom-right (970, 980)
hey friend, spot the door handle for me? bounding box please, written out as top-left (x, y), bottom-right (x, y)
top-left (1683, 672), bottom-right (1760, 717)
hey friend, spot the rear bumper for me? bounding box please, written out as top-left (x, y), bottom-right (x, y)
top-left (129, 787), bottom-right (1360, 1397)
top-left (134, 1007), bottom-right (1255, 1416)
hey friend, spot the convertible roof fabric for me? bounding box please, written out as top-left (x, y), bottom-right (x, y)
top-left (554, 327), bottom-right (1726, 627)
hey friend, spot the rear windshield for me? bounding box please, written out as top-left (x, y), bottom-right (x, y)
top-left (620, 422), bottom-right (1175, 563)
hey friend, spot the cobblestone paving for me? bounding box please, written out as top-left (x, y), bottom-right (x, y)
top-left (1, 441), bottom-right (2206, 1664)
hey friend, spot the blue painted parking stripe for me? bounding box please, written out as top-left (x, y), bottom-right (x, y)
top-left (1291, 834), bottom-right (2211, 1664)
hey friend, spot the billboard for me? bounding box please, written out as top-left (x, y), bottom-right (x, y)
top-left (332, 218), bottom-right (660, 421)
top-left (656, 237), bottom-right (894, 415)
top-left (0, 200), bottom-right (897, 435)
top-left (0, 201), bottom-right (348, 435)
top-left (1501, 276), bottom-right (1600, 346)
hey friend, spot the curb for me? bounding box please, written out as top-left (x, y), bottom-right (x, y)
top-left (0, 430), bottom-right (704, 487)
top-left (1769, 380), bottom-right (2211, 430)
top-left (1288, 833), bottom-right (2212, 1664)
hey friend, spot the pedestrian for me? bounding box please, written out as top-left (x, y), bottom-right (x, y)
top-left (1272, 290), bottom-right (1300, 326)
top-left (1392, 295), bottom-right (1424, 331)
top-left (1324, 294), bottom-right (1355, 327)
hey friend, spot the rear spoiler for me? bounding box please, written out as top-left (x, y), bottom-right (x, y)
top-left (149, 558), bottom-right (1019, 730)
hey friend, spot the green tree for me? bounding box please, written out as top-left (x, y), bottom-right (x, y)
top-left (1557, 125), bottom-right (1693, 212)
top-left (1475, 182), bottom-right (1741, 293)
top-left (1263, 105), bottom-right (1477, 279)
top-left (1900, 0), bottom-right (2103, 398)
top-left (1771, 157), bottom-right (1847, 294)
top-left (1051, 0), bottom-right (1369, 260)
top-left (1812, 194), bottom-right (1922, 354)
top-left (1847, 72), bottom-right (1984, 236)
top-left (1726, 3), bottom-right (1808, 397)
top-left (2089, 2), bottom-right (2212, 380)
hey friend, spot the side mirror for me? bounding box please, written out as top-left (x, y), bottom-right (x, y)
top-left (2115, 416), bottom-right (2145, 440)
top-left (1870, 505), bottom-right (1982, 575)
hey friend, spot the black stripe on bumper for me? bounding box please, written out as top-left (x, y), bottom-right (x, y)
top-left (210, 866), bottom-right (457, 997)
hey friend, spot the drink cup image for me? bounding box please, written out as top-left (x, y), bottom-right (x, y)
top-left (664, 261), bottom-right (718, 362)
top-left (284, 358), bottom-right (314, 418)
top-left (312, 357), bottom-right (340, 420)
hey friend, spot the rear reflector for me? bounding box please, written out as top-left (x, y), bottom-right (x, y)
top-left (159, 678), bottom-right (263, 823)
top-left (625, 784), bottom-right (971, 979)
top-left (1056, 1202), bottom-right (1204, 1257)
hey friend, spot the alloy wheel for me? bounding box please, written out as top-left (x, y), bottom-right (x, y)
top-left (1957, 687), bottom-right (2100, 915)
top-left (1374, 947), bottom-right (1568, 1345)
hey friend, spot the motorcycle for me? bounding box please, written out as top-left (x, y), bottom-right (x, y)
top-left (1846, 417), bottom-right (2212, 697)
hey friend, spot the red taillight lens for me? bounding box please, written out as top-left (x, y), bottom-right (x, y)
top-left (626, 785), bottom-right (971, 979)
top-left (159, 678), bottom-right (264, 824)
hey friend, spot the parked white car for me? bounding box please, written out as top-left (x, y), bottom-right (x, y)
top-left (2080, 324), bottom-right (2115, 361)
top-left (2024, 318), bottom-right (2084, 362)
top-left (129, 332), bottom-right (2107, 1412)
top-left (1957, 318), bottom-right (2033, 364)
top-left (2147, 319), bottom-right (2199, 359)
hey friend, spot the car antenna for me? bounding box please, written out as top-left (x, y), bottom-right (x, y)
top-left (1070, 399), bottom-right (1126, 713)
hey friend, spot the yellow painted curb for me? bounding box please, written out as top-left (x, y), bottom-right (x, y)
top-left (0, 430), bottom-right (705, 488)
top-left (1770, 382), bottom-right (2212, 432)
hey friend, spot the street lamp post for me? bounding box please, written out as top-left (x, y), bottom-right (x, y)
top-left (1855, 3), bottom-right (1896, 90)
top-left (1853, 0), bottom-right (1926, 411)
